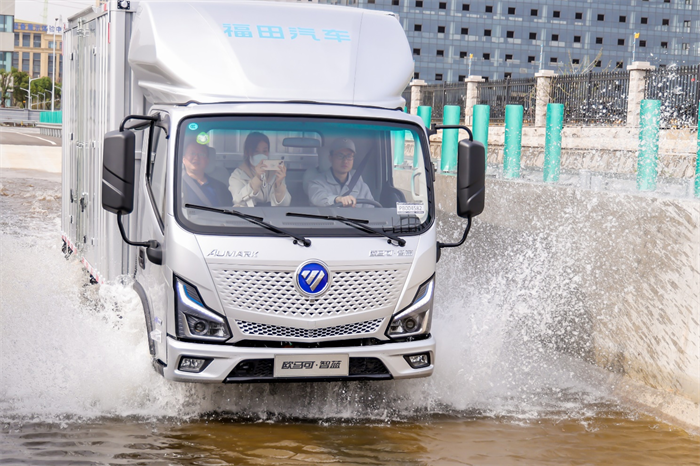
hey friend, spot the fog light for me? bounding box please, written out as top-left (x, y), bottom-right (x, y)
top-left (404, 353), bottom-right (431, 369)
top-left (178, 357), bottom-right (211, 373)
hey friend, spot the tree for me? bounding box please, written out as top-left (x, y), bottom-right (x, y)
top-left (4, 70), bottom-right (62, 109)
top-left (31, 76), bottom-right (53, 109)
top-left (0, 68), bottom-right (12, 107)
top-left (12, 69), bottom-right (29, 108)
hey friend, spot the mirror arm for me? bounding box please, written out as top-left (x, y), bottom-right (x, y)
top-left (117, 213), bottom-right (162, 265)
top-left (437, 215), bottom-right (472, 253)
top-left (429, 124), bottom-right (474, 141)
top-left (119, 114), bottom-right (160, 132)
top-left (117, 212), bottom-right (153, 248)
top-left (156, 113), bottom-right (170, 138)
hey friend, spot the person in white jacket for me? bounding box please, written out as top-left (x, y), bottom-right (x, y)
top-left (228, 132), bottom-right (291, 207)
top-left (308, 138), bottom-right (375, 208)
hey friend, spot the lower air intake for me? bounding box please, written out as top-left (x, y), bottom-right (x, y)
top-left (225, 357), bottom-right (391, 382)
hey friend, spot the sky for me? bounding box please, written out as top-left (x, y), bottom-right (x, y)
top-left (15, 0), bottom-right (96, 25)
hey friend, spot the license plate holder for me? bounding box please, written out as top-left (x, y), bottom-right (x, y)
top-left (273, 354), bottom-right (349, 378)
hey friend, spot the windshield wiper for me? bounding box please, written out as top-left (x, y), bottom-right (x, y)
top-left (185, 204), bottom-right (311, 247)
top-left (286, 212), bottom-right (406, 247)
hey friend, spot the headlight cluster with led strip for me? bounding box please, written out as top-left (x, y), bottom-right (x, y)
top-left (387, 276), bottom-right (434, 339)
top-left (175, 276), bottom-right (231, 342)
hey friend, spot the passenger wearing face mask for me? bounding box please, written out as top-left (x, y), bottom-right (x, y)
top-left (228, 132), bottom-right (291, 207)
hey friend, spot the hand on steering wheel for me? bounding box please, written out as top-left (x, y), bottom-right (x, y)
top-left (332, 196), bottom-right (382, 208)
top-left (334, 195), bottom-right (356, 207)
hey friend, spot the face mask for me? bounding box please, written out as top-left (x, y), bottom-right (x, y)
top-left (251, 153), bottom-right (268, 166)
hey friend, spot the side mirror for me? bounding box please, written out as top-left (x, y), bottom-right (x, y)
top-left (102, 130), bottom-right (136, 214)
top-left (456, 139), bottom-right (485, 218)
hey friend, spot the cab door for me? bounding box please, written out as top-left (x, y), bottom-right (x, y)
top-left (135, 121), bottom-right (169, 363)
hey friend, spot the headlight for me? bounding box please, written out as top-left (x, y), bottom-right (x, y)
top-left (174, 277), bottom-right (231, 342)
top-left (387, 276), bottom-right (434, 339)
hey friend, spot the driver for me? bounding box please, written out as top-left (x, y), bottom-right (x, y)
top-left (182, 142), bottom-right (233, 208)
top-left (308, 138), bottom-right (375, 208)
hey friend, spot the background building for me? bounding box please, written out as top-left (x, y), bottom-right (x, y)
top-left (0, 0), bottom-right (14, 72)
top-left (12, 19), bottom-right (63, 81)
top-left (333, 0), bottom-right (700, 83)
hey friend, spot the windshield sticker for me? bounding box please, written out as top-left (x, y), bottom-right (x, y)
top-left (196, 132), bottom-right (210, 145)
top-left (188, 123), bottom-right (198, 131)
top-left (223, 24), bottom-right (350, 42)
top-left (397, 202), bottom-right (425, 215)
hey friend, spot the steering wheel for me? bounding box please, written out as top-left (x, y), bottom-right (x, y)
top-left (332, 198), bottom-right (383, 208)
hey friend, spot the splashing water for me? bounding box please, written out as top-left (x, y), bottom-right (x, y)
top-left (0, 177), bottom-right (614, 424)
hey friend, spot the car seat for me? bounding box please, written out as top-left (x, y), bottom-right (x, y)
top-left (204, 146), bottom-right (231, 186)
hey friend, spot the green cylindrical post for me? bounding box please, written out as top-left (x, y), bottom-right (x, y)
top-left (695, 105), bottom-right (700, 198)
top-left (637, 99), bottom-right (661, 191)
top-left (440, 105), bottom-right (461, 172)
top-left (393, 106), bottom-right (408, 166)
top-left (393, 130), bottom-right (406, 166)
top-left (416, 106), bottom-right (432, 166)
top-left (473, 105), bottom-right (490, 167)
top-left (503, 105), bottom-right (524, 179)
top-left (544, 103), bottom-right (564, 183)
top-left (417, 105), bottom-right (432, 128)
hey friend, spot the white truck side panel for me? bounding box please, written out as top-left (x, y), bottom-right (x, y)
top-left (61, 4), bottom-right (143, 282)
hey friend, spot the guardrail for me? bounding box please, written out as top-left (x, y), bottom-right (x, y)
top-left (0, 108), bottom-right (41, 127)
top-left (37, 123), bottom-right (62, 138)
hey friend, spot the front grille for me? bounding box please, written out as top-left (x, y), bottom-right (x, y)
top-left (210, 267), bottom-right (408, 319)
top-left (235, 318), bottom-right (384, 339)
top-left (225, 357), bottom-right (391, 382)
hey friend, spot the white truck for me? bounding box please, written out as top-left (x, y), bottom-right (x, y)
top-left (61, 0), bottom-right (484, 383)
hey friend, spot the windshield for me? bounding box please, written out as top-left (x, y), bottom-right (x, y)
top-left (175, 115), bottom-right (433, 237)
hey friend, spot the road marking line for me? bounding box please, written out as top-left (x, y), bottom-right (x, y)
top-left (10, 131), bottom-right (57, 145)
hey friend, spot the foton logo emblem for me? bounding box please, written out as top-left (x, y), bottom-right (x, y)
top-left (301, 269), bottom-right (326, 292)
top-left (295, 261), bottom-right (331, 298)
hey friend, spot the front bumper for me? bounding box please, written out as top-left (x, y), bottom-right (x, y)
top-left (163, 335), bottom-right (436, 383)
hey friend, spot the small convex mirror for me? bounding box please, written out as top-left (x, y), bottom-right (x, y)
top-left (456, 139), bottom-right (485, 218)
top-left (102, 130), bottom-right (136, 214)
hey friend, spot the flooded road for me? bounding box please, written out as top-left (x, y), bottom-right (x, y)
top-left (3, 413), bottom-right (698, 465)
top-left (1, 175), bottom-right (698, 465)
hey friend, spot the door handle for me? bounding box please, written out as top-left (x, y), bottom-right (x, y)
top-left (79, 193), bottom-right (88, 212)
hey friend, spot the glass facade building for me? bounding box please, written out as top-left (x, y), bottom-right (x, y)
top-left (331, 0), bottom-right (700, 83)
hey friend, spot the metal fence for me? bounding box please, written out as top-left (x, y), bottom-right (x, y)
top-left (550, 71), bottom-right (630, 125)
top-left (404, 66), bottom-right (699, 128)
top-left (421, 82), bottom-right (469, 121)
top-left (645, 65), bottom-right (700, 129)
top-left (477, 78), bottom-right (536, 124)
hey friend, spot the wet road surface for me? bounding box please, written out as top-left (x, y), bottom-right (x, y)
top-left (0, 174), bottom-right (698, 465)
